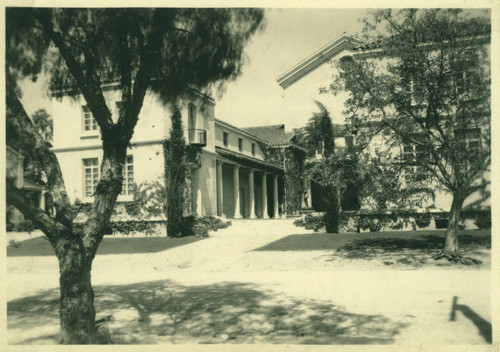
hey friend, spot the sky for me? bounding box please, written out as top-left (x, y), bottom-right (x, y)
top-left (213, 8), bottom-right (369, 129)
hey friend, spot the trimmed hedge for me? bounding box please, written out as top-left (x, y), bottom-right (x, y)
top-left (73, 216), bottom-right (232, 238)
top-left (293, 209), bottom-right (491, 233)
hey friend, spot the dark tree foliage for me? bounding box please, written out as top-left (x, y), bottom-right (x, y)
top-left (164, 105), bottom-right (187, 237)
top-left (283, 147), bottom-right (306, 214)
top-left (330, 9), bottom-right (490, 258)
top-left (6, 7), bottom-right (264, 344)
top-left (297, 102), bottom-right (341, 233)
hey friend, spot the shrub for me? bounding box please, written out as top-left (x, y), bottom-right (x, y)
top-left (434, 219), bottom-right (448, 229)
top-left (414, 212), bottom-right (432, 229)
top-left (303, 214), bottom-right (325, 232)
top-left (195, 215), bottom-right (231, 231)
top-left (193, 222), bottom-right (210, 237)
top-left (15, 219), bottom-right (35, 232)
top-left (474, 212), bottom-right (491, 229)
top-left (293, 218), bottom-right (305, 227)
top-left (177, 215), bottom-right (231, 237)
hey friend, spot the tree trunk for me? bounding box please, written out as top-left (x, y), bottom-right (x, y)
top-left (444, 192), bottom-right (465, 256)
top-left (57, 238), bottom-right (96, 344)
top-left (325, 186), bottom-right (340, 233)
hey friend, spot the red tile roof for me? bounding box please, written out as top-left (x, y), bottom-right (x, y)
top-left (242, 124), bottom-right (295, 147)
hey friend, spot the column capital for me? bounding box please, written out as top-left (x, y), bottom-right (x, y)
top-left (216, 160), bottom-right (223, 166)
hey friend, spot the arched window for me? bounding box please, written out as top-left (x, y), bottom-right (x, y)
top-left (188, 103), bottom-right (197, 131)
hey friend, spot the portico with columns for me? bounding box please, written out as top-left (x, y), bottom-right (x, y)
top-left (215, 156), bottom-right (284, 219)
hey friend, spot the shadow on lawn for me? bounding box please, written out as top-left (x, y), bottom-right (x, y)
top-left (8, 280), bottom-right (408, 344)
top-left (336, 234), bottom-right (490, 260)
top-left (7, 236), bottom-right (203, 257)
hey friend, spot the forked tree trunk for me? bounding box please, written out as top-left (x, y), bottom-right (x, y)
top-left (57, 238), bottom-right (96, 344)
top-left (444, 192), bottom-right (465, 256)
top-left (57, 145), bottom-right (125, 344)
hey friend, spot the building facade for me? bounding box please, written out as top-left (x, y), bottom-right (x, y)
top-left (50, 85), bottom-right (287, 219)
top-left (276, 33), bottom-right (491, 218)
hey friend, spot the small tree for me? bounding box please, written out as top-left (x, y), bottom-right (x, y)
top-left (164, 104), bottom-right (187, 237)
top-left (298, 102), bottom-right (341, 233)
top-left (330, 9), bottom-right (490, 259)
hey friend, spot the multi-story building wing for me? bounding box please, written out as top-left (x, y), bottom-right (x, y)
top-left (277, 33), bottom-right (490, 219)
top-left (50, 85), bottom-right (287, 220)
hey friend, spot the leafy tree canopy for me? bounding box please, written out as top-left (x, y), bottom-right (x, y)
top-left (330, 9), bottom-right (490, 198)
top-left (329, 9), bottom-right (490, 256)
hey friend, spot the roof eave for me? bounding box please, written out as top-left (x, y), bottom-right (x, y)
top-left (276, 34), bottom-right (366, 89)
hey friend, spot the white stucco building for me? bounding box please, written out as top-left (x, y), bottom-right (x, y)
top-left (50, 85), bottom-right (288, 219)
top-left (276, 33), bottom-right (491, 219)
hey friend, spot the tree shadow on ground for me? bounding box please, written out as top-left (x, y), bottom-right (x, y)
top-left (8, 279), bottom-right (409, 344)
top-left (335, 233), bottom-right (490, 262)
top-left (7, 236), bottom-right (203, 257)
top-left (255, 231), bottom-right (490, 268)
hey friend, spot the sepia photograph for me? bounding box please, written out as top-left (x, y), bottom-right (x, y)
top-left (2, 3), bottom-right (496, 349)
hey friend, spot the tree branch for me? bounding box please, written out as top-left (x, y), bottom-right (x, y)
top-left (6, 87), bottom-right (74, 228)
top-left (35, 8), bottom-right (114, 135)
top-left (6, 181), bottom-right (69, 242)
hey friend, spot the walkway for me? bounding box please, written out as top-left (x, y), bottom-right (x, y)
top-left (6, 219), bottom-right (492, 345)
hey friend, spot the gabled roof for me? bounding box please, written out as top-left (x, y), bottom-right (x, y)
top-left (276, 33), bottom-right (366, 89)
top-left (241, 124), bottom-right (295, 147)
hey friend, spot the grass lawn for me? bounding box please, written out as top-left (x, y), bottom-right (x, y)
top-left (7, 235), bottom-right (204, 257)
top-left (256, 229), bottom-right (491, 267)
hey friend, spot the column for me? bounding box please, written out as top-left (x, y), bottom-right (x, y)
top-left (39, 191), bottom-right (46, 211)
top-left (301, 189), bottom-right (307, 209)
top-left (261, 172), bottom-right (269, 219)
top-left (248, 170), bottom-right (256, 219)
top-left (233, 166), bottom-right (242, 218)
top-left (216, 161), bottom-right (224, 217)
top-left (273, 174), bottom-right (279, 218)
top-left (191, 169), bottom-right (200, 216)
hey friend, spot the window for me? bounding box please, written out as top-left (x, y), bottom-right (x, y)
top-left (223, 132), bottom-right (229, 147)
top-left (83, 158), bottom-right (99, 197)
top-left (238, 138), bottom-right (243, 152)
top-left (83, 106), bottom-right (98, 132)
top-left (453, 49), bottom-right (477, 96)
top-left (455, 128), bottom-right (481, 172)
top-left (188, 103), bottom-right (196, 130)
top-left (454, 71), bottom-right (470, 96)
top-left (455, 128), bottom-right (481, 153)
top-left (121, 155), bottom-right (134, 195)
top-left (251, 143), bottom-right (256, 156)
top-left (403, 143), bottom-right (428, 183)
